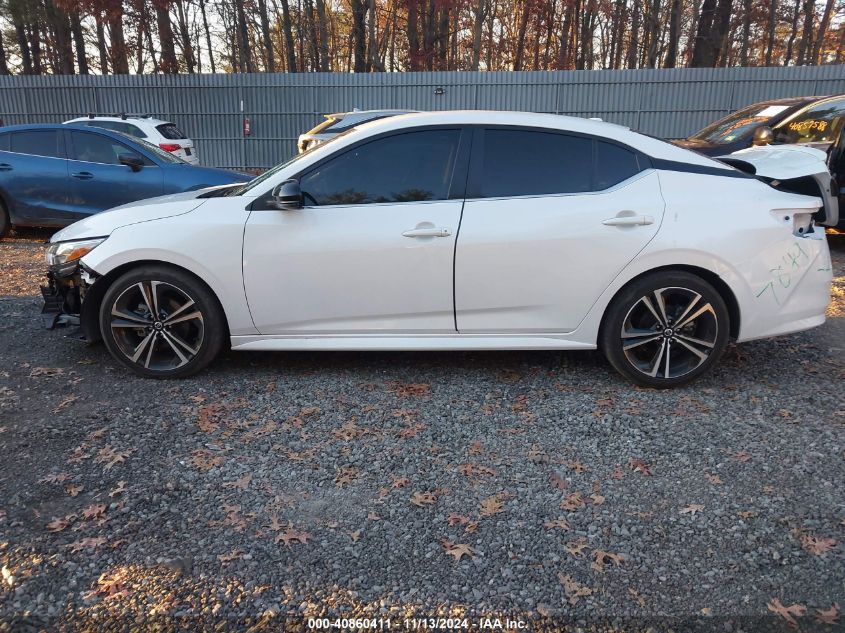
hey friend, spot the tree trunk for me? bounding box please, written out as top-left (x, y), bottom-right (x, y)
top-left (235, 0), bottom-right (255, 72)
top-left (276, 0), bottom-right (298, 72)
top-left (45, 0), bottom-right (74, 74)
top-left (690, 0), bottom-right (716, 66)
top-left (29, 22), bottom-right (43, 74)
top-left (764, 0), bottom-right (777, 65)
top-left (811, 0), bottom-right (835, 63)
top-left (626, 0), bottom-right (640, 68)
top-left (154, 0), bottom-right (179, 72)
top-left (645, 0), bottom-right (661, 67)
top-left (107, 4), bottom-right (130, 74)
top-left (198, 0), bottom-right (216, 72)
top-left (315, 0), bottom-right (331, 70)
top-left (739, 0), bottom-right (752, 65)
top-left (663, 0), bottom-right (681, 67)
top-left (94, 12), bottom-right (109, 73)
top-left (407, 0), bottom-right (421, 69)
top-left (513, 0), bottom-right (531, 70)
top-left (470, 0), bottom-right (487, 69)
top-left (368, 0), bottom-right (383, 70)
top-left (174, 0), bottom-right (196, 72)
top-left (350, 0), bottom-right (368, 71)
top-left (795, 0), bottom-right (814, 65)
top-left (256, 0), bottom-right (276, 71)
top-left (784, 0), bottom-right (801, 64)
top-left (0, 30), bottom-right (9, 75)
top-left (69, 9), bottom-right (89, 74)
top-left (836, 24), bottom-right (845, 64)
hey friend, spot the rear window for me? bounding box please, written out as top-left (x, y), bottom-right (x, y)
top-left (156, 123), bottom-right (187, 140)
top-left (0, 134), bottom-right (8, 152)
top-left (331, 114), bottom-right (395, 132)
top-left (10, 130), bottom-right (62, 158)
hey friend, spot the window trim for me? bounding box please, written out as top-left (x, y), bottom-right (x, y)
top-left (465, 125), bottom-right (650, 200)
top-left (252, 125), bottom-right (472, 210)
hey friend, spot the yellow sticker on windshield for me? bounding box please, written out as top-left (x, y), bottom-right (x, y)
top-left (788, 119), bottom-right (828, 133)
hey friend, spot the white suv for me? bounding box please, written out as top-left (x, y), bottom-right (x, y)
top-left (64, 115), bottom-right (199, 165)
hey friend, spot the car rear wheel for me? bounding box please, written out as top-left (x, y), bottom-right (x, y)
top-left (99, 266), bottom-right (226, 378)
top-left (600, 271), bottom-right (730, 388)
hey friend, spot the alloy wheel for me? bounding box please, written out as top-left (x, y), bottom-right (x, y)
top-left (620, 286), bottom-right (719, 380)
top-left (109, 280), bottom-right (205, 371)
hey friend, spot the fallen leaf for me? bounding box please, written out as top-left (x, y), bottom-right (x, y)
top-left (275, 523), bottom-right (311, 546)
top-left (95, 445), bottom-right (133, 471)
top-left (680, 504), bottom-right (704, 516)
top-left (479, 495), bottom-right (504, 517)
top-left (223, 474), bottom-right (252, 491)
top-left (46, 516), bottom-right (74, 532)
top-left (549, 473), bottom-right (568, 490)
top-left (444, 543), bottom-right (474, 561)
top-left (544, 518), bottom-right (570, 530)
top-left (392, 477), bottom-right (410, 489)
top-left (458, 463), bottom-right (497, 478)
top-left (218, 549), bottom-right (244, 563)
top-left (567, 461), bottom-right (590, 474)
top-left (447, 513), bottom-right (471, 526)
top-left (733, 450), bottom-right (752, 462)
top-left (39, 473), bottom-right (70, 484)
top-left (610, 467), bottom-right (626, 480)
top-left (629, 459), bottom-right (652, 475)
top-left (389, 382), bottom-right (431, 398)
top-left (65, 484), bottom-right (84, 498)
top-left (81, 504), bottom-right (106, 521)
top-left (558, 573), bottom-right (593, 605)
top-left (738, 510), bottom-right (757, 519)
top-left (590, 493), bottom-right (605, 506)
top-left (68, 536), bottom-right (107, 553)
top-left (334, 467), bottom-right (358, 488)
top-left (564, 537), bottom-right (589, 558)
top-left (267, 516), bottom-right (284, 532)
top-left (591, 549), bottom-right (625, 573)
top-left (109, 481), bottom-right (127, 497)
top-left (29, 367), bottom-right (65, 378)
top-left (350, 530), bottom-right (361, 542)
top-left (706, 473), bottom-right (724, 485)
top-left (560, 492), bottom-right (585, 511)
top-left (468, 441), bottom-right (484, 455)
top-left (52, 395), bottom-right (78, 413)
top-left (628, 587), bottom-right (647, 607)
top-left (410, 491), bottom-right (437, 507)
top-left (801, 535), bottom-right (837, 556)
top-left (815, 603), bottom-right (839, 625)
top-left (767, 598), bottom-right (806, 627)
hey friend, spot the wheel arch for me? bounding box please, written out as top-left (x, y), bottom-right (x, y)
top-left (82, 259), bottom-right (231, 344)
top-left (598, 264), bottom-right (741, 345)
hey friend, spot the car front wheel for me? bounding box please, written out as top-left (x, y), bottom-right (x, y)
top-left (600, 271), bottom-right (730, 388)
top-left (99, 266), bottom-right (226, 378)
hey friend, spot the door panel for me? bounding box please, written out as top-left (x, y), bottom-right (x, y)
top-left (243, 201), bottom-right (462, 334)
top-left (455, 171), bottom-right (665, 333)
top-left (66, 130), bottom-right (163, 218)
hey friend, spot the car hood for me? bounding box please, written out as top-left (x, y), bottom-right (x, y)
top-left (718, 144), bottom-right (829, 180)
top-left (49, 188), bottom-right (222, 243)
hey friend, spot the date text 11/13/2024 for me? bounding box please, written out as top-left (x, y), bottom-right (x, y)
top-left (306, 617), bottom-right (529, 630)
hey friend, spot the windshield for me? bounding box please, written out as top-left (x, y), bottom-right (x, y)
top-left (688, 102), bottom-right (793, 144)
top-left (235, 131), bottom-right (351, 195)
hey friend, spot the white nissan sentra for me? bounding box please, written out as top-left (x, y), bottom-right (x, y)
top-left (43, 111), bottom-right (837, 388)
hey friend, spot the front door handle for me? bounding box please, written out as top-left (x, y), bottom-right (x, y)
top-left (402, 227), bottom-right (452, 238)
top-left (72, 172), bottom-right (94, 180)
top-left (602, 215), bottom-right (654, 226)
top-left (0, 163), bottom-right (12, 172)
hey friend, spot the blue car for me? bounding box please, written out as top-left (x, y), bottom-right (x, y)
top-left (0, 124), bottom-right (252, 236)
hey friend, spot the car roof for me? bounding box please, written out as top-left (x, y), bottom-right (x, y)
top-left (65, 116), bottom-right (172, 126)
top-left (0, 122), bottom-right (145, 143)
top-left (328, 109), bottom-right (416, 119)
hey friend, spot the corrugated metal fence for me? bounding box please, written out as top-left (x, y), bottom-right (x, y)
top-left (1, 66), bottom-right (844, 169)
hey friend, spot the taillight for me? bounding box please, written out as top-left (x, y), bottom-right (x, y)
top-left (159, 143), bottom-right (181, 152)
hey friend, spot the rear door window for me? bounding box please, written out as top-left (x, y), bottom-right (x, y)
top-left (595, 141), bottom-right (642, 190)
top-left (479, 129), bottom-right (593, 197)
top-left (0, 133), bottom-right (8, 152)
top-left (156, 123), bottom-right (187, 140)
top-left (9, 130), bottom-right (63, 158)
top-left (775, 98), bottom-right (845, 145)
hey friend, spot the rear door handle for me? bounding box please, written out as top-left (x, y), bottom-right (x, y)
top-left (72, 172), bottom-right (94, 180)
top-left (602, 215), bottom-right (654, 226)
top-left (402, 227), bottom-right (452, 238)
top-left (0, 163), bottom-right (12, 172)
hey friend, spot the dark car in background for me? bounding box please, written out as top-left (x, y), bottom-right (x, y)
top-left (0, 124), bottom-right (251, 236)
top-left (675, 94), bottom-right (845, 156)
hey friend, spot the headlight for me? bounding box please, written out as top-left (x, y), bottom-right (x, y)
top-left (46, 238), bottom-right (105, 268)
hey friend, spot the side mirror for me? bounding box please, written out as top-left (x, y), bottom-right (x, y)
top-left (268, 179), bottom-right (303, 210)
top-left (118, 152), bottom-right (144, 171)
top-left (752, 126), bottom-right (775, 147)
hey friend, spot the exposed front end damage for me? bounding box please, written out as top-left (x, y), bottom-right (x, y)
top-left (41, 263), bottom-right (101, 340)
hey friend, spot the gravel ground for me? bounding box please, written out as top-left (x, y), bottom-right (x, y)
top-left (0, 228), bottom-right (843, 631)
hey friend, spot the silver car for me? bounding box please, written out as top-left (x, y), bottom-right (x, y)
top-left (297, 109), bottom-right (415, 153)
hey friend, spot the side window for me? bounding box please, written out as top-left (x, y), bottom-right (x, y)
top-left (9, 130), bottom-right (62, 158)
top-left (775, 98), bottom-right (845, 145)
top-left (69, 131), bottom-right (138, 165)
top-left (125, 123), bottom-right (148, 138)
top-left (479, 129), bottom-right (592, 197)
top-left (595, 141), bottom-right (641, 190)
top-left (300, 129), bottom-right (461, 205)
top-left (0, 133), bottom-right (8, 152)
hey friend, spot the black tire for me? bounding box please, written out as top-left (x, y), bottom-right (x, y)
top-left (99, 265), bottom-right (226, 378)
top-left (600, 271), bottom-right (730, 389)
top-left (0, 199), bottom-right (10, 238)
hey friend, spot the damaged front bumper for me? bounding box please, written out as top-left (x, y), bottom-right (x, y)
top-left (40, 263), bottom-right (98, 333)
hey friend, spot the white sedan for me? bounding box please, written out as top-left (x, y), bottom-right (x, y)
top-left (43, 111), bottom-right (837, 388)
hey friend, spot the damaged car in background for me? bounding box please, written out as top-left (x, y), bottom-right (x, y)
top-left (41, 111), bottom-right (837, 388)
